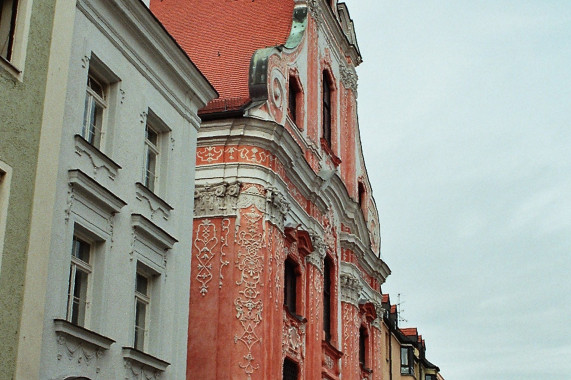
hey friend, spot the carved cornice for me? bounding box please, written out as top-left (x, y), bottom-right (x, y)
top-left (339, 272), bottom-right (362, 307)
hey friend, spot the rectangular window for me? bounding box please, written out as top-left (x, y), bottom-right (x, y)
top-left (134, 271), bottom-right (150, 351)
top-left (284, 258), bottom-right (298, 314)
top-left (67, 235), bottom-right (92, 326)
top-left (359, 326), bottom-right (367, 367)
top-left (0, 0), bottom-right (18, 61)
top-left (400, 346), bottom-right (414, 375)
top-left (82, 74), bottom-right (107, 149)
top-left (283, 358), bottom-right (299, 380)
top-left (143, 122), bottom-right (160, 192)
top-left (425, 375), bottom-right (437, 380)
top-left (323, 257), bottom-right (332, 342)
top-left (322, 72), bottom-right (332, 146)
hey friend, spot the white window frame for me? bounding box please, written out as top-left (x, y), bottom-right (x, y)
top-left (142, 110), bottom-right (170, 195)
top-left (82, 73), bottom-right (107, 149)
top-left (134, 268), bottom-right (151, 351)
top-left (0, 0), bottom-right (32, 75)
top-left (143, 122), bottom-right (160, 192)
top-left (66, 232), bottom-right (93, 327)
top-left (0, 162), bottom-right (12, 277)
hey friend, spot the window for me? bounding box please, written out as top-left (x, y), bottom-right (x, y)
top-left (283, 358), bottom-right (299, 380)
top-left (0, 163), bottom-right (11, 278)
top-left (425, 375), bottom-right (437, 380)
top-left (0, 0), bottom-right (18, 61)
top-left (284, 258), bottom-right (298, 314)
top-left (288, 76), bottom-right (302, 128)
top-left (400, 346), bottom-right (414, 375)
top-left (359, 326), bottom-right (367, 367)
top-left (323, 257), bottom-right (332, 342)
top-left (134, 270), bottom-right (150, 351)
top-left (82, 73), bottom-right (107, 149)
top-left (322, 71), bottom-right (332, 146)
top-left (143, 122), bottom-right (161, 192)
top-left (67, 235), bottom-right (92, 326)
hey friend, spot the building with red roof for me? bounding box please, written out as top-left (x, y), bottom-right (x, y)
top-left (151, 0), bottom-right (443, 379)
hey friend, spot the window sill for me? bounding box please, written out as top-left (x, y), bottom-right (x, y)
top-left (74, 135), bottom-right (122, 180)
top-left (53, 319), bottom-right (115, 350)
top-left (122, 347), bottom-right (170, 373)
top-left (0, 55), bottom-right (22, 80)
top-left (135, 182), bottom-right (173, 220)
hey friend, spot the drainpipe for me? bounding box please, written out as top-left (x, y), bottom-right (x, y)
top-left (389, 329), bottom-right (393, 380)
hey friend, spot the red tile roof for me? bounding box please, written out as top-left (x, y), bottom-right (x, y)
top-left (400, 327), bottom-right (418, 337)
top-left (150, 0), bottom-right (295, 110)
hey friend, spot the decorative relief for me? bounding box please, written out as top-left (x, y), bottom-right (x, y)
top-left (140, 111), bottom-right (148, 124)
top-left (193, 219), bottom-right (218, 296)
top-left (194, 181), bottom-right (241, 217)
top-left (219, 218), bottom-right (231, 288)
top-left (340, 64), bottom-right (358, 93)
top-left (234, 205), bottom-right (265, 379)
top-left (282, 311), bottom-right (306, 361)
top-left (313, 266), bottom-right (323, 341)
top-left (308, 0), bottom-right (323, 27)
top-left (124, 359), bottom-right (161, 380)
top-left (196, 146), bottom-right (223, 163)
top-left (306, 234), bottom-right (326, 272)
top-left (56, 335), bottom-right (103, 372)
top-left (81, 55), bottom-right (90, 69)
top-left (74, 135), bottom-right (120, 180)
top-left (238, 146), bottom-right (269, 164)
top-left (340, 272), bottom-right (362, 307)
top-left (135, 185), bottom-right (171, 221)
top-left (120, 88), bottom-right (126, 104)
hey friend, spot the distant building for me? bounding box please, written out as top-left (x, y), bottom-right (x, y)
top-left (152, 0), bottom-right (442, 379)
top-left (3, 0), bottom-right (215, 379)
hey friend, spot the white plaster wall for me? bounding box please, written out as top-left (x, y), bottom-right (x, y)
top-left (36, 1), bottom-right (211, 378)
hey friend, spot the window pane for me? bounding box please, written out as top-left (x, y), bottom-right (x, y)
top-left (135, 299), bottom-right (147, 350)
top-left (72, 237), bottom-right (90, 263)
top-left (0, 0), bottom-right (18, 61)
top-left (283, 358), bottom-right (299, 380)
top-left (69, 267), bottom-right (89, 326)
top-left (136, 273), bottom-right (148, 295)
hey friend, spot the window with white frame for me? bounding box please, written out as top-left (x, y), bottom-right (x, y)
top-left (0, 0), bottom-right (18, 62)
top-left (400, 346), bottom-right (414, 375)
top-left (82, 73), bottom-right (107, 149)
top-left (143, 122), bottom-right (159, 192)
top-left (142, 111), bottom-right (170, 194)
top-left (134, 269), bottom-right (151, 351)
top-left (67, 234), bottom-right (93, 326)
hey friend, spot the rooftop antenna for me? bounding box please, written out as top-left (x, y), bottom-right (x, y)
top-left (397, 293), bottom-right (407, 324)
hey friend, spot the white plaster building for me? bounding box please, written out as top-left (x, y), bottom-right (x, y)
top-left (19, 0), bottom-right (216, 379)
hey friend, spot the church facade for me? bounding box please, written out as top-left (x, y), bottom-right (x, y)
top-left (152, 0), bottom-right (441, 379)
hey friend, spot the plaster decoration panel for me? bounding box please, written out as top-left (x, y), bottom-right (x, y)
top-left (339, 63), bottom-right (358, 93)
top-left (194, 181), bottom-right (240, 217)
top-left (234, 205), bottom-right (265, 379)
top-left (193, 219), bottom-right (218, 296)
top-left (237, 146), bottom-right (271, 165)
top-left (219, 218), bottom-right (231, 289)
top-left (313, 265), bottom-right (323, 341)
top-left (340, 272), bottom-right (362, 307)
top-left (282, 311), bottom-right (306, 361)
top-left (306, 234), bottom-right (326, 272)
top-left (196, 146), bottom-right (224, 164)
top-left (74, 135), bottom-right (121, 181)
top-left (124, 360), bottom-right (161, 380)
top-left (135, 183), bottom-right (172, 221)
top-left (56, 335), bottom-right (105, 376)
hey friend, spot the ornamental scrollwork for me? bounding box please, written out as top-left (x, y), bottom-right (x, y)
top-left (340, 272), bottom-right (362, 307)
top-left (194, 181), bottom-right (241, 217)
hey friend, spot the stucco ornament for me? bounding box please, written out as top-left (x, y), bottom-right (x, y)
top-left (234, 205), bottom-right (265, 379)
top-left (340, 63), bottom-right (358, 93)
top-left (194, 181), bottom-right (241, 217)
top-left (282, 311), bottom-right (306, 361)
top-left (340, 272), bottom-right (362, 307)
top-left (193, 219), bottom-right (218, 296)
top-left (124, 359), bottom-right (161, 380)
top-left (306, 233), bottom-right (327, 271)
top-left (56, 335), bottom-right (104, 374)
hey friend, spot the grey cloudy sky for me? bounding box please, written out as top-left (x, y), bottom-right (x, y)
top-left (345, 1), bottom-right (571, 379)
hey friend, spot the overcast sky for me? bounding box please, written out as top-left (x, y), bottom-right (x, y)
top-left (344, 1), bottom-right (571, 379)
